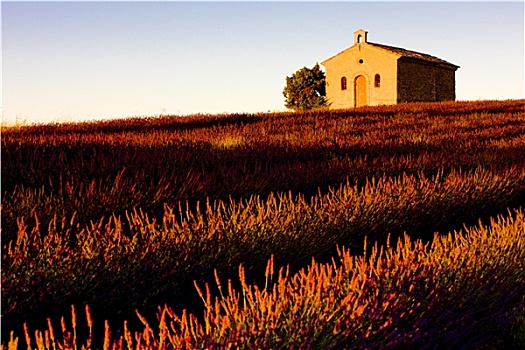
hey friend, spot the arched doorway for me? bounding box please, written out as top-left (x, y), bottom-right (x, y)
top-left (355, 75), bottom-right (367, 107)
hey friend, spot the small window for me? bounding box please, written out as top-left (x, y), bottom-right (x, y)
top-left (341, 76), bottom-right (347, 90)
top-left (374, 74), bottom-right (381, 88)
top-left (358, 59), bottom-right (364, 64)
top-left (357, 35), bottom-right (362, 43)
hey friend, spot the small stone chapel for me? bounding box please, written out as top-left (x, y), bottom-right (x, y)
top-left (321, 29), bottom-right (460, 109)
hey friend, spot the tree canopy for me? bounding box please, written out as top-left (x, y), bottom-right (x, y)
top-left (283, 63), bottom-right (327, 111)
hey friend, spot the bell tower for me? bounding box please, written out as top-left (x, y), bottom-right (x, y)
top-left (354, 29), bottom-right (368, 45)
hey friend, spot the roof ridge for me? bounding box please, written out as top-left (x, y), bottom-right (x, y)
top-left (367, 42), bottom-right (459, 68)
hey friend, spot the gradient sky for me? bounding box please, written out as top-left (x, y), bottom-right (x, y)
top-left (2, 1), bottom-right (524, 124)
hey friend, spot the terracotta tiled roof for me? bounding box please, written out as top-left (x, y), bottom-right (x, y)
top-left (368, 42), bottom-right (460, 68)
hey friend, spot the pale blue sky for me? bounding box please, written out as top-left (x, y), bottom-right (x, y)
top-left (2, 2), bottom-right (524, 124)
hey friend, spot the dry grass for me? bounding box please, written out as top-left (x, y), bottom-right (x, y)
top-left (4, 209), bottom-right (525, 349)
top-left (2, 99), bottom-right (525, 348)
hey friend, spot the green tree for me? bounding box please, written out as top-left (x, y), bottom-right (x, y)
top-left (283, 63), bottom-right (327, 111)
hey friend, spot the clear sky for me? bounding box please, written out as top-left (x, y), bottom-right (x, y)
top-left (2, 1), bottom-right (524, 125)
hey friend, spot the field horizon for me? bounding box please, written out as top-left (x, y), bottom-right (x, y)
top-left (2, 99), bottom-right (523, 129)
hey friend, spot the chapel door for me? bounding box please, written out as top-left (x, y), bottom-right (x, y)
top-left (355, 75), bottom-right (367, 107)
